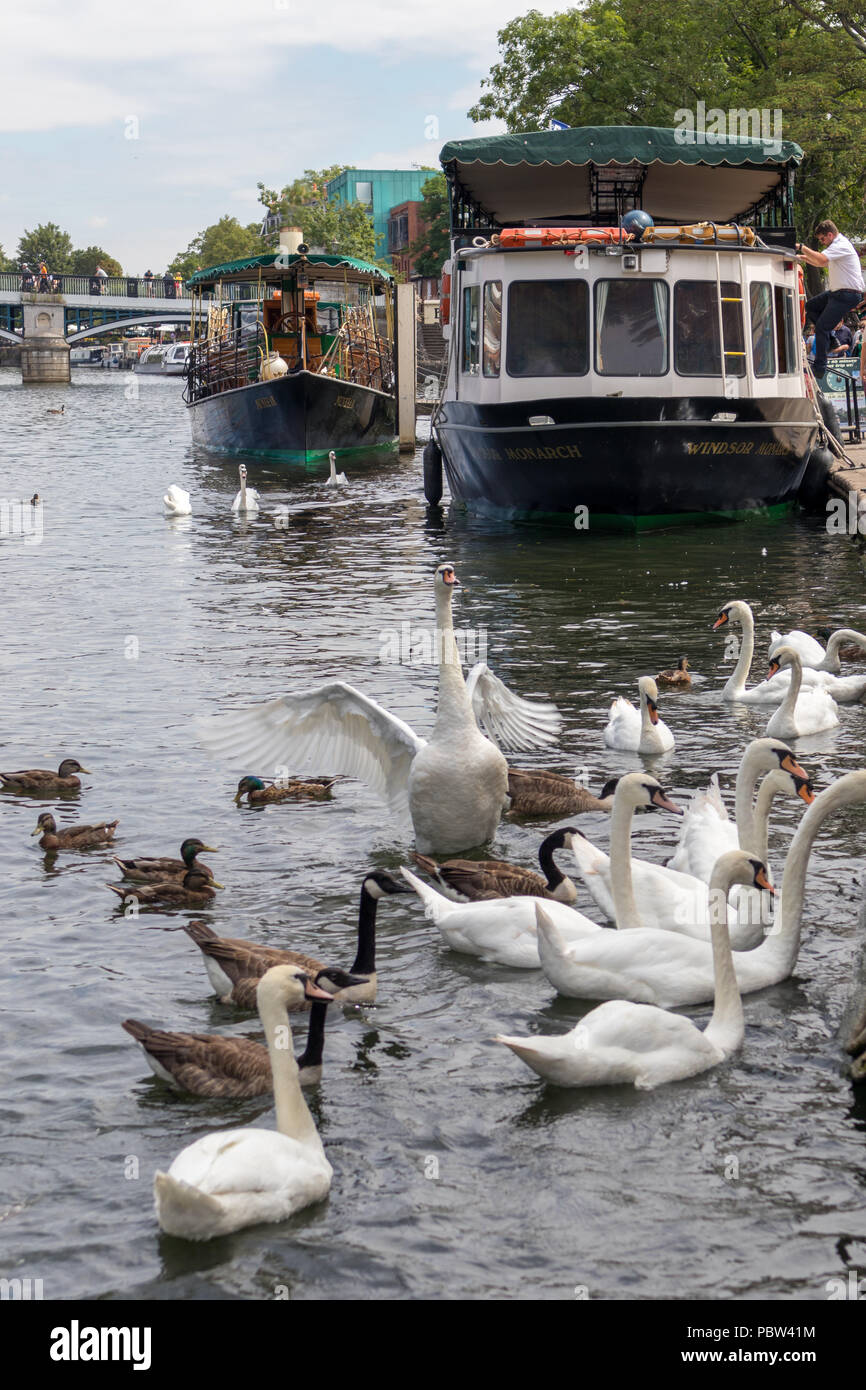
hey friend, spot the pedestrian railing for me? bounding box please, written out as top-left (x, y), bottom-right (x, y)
top-left (0, 272), bottom-right (207, 300)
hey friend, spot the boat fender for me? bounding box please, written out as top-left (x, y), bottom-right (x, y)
top-left (422, 438), bottom-right (444, 506)
top-left (440, 264), bottom-right (452, 327)
top-left (798, 445), bottom-right (834, 511)
top-left (816, 389), bottom-right (842, 443)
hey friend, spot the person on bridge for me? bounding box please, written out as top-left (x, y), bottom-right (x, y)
top-left (163, 271), bottom-right (175, 299)
top-left (38, 262), bottom-right (51, 293)
top-left (144, 269), bottom-right (154, 297)
top-left (797, 220), bottom-right (866, 380)
top-left (95, 265), bottom-right (109, 294)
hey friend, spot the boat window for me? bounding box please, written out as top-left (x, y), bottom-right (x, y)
top-left (595, 279), bottom-right (668, 376)
top-left (462, 285), bottom-right (480, 375)
top-left (482, 281), bottom-right (502, 378)
top-left (506, 280), bottom-right (589, 376)
top-left (673, 281), bottom-right (746, 377)
top-left (773, 285), bottom-right (798, 375)
top-left (750, 283), bottom-right (775, 377)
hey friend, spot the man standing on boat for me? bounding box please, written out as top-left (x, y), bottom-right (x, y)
top-left (797, 221), bottom-right (865, 381)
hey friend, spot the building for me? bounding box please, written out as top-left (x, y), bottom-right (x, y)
top-left (326, 169), bottom-right (433, 264)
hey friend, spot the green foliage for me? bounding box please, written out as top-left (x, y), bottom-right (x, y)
top-left (0, 244), bottom-right (15, 272)
top-left (469, 1), bottom-right (866, 238)
top-left (17, 222), bottom-right (75, 272)
top-left (409, 173), bottom-right (451, 277)
top-left (70, 247), bottom-right (123, 277)
top-left (257, 167), bottom-right (377, 263)
top-left (169, 215), bottom-right (263, 282)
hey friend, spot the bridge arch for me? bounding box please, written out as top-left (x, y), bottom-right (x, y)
top-left (67, 312), bottom-right (203, 344)
top-left (0, 327), bottom-right (22, 344)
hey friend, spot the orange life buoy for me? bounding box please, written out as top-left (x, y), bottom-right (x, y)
top-left (798, 265), bottom-right (806, 327)
top-left (497, 227), bottom-right (626, 249)
top-left (440, 266), bottom-right (451, 326)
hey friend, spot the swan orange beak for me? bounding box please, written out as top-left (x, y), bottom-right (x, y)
top-left (795, 778), bottom-right (816, 805)
top-left (780, 751), bottom-right (809, 780)
top-left (754, 866), bottom-right (775, 894)
top-left (767, 660), bottom-right (781, 679)
top-left (650, 788), bottom-right (683, 815)
top-left (646, 697), bottom-right (660, 725)
top-left (305, 978), bottom-right (335, 1001)
top-left (712, 613), bottom-right (728, 630)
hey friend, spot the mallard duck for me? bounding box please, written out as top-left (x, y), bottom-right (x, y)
top-left (183, 869), bottom-right (409, 1007)
top-left (112, 838), bottom-right (217, 883)
top-left (30, 493), bottom-right (40, 506)
top-left (123, 995), bottom-right (331, 1094)
top-left (107, 867), bottom-right (223, 908)
top-left (411, 826), bottom-right (579, 903)
top-left (506, 769), bottom-right (618, 818)
top-left (0, 759), bottom-right (89, 795)
top-left (656, 656), bottom-right (691, 688)
top-left (32, 812), bottom-right (118, 851)
top-left (234, 775), bottom-right (340, 805)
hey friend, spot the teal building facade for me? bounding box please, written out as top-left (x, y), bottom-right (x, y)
top-left (326, 169), bottom-right (432, 263)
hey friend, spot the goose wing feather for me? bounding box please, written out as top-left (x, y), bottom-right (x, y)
top-left (465, 663), bottom-right (561, 750)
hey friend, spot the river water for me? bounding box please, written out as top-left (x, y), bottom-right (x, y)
top-left (1, 366), bottom-right (865, 1301)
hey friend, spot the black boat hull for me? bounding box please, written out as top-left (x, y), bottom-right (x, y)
top-left (187, 370), bottom-right (396, 462)
top-left (435, 395), bottom-right (820, 526)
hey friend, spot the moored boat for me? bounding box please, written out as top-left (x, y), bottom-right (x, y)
top-left (136, 342), bottom-right (190, 376)
top-left (427, 126), bottom-right (823, 527)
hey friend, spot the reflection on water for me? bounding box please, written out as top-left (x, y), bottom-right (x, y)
top-left (1, 368), bottom-right (865, 1300)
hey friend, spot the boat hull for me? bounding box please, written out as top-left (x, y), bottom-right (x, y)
top-left (187, 370), bottom-right (396, 462)
top-left (435, 395), bottom-right (819, 526)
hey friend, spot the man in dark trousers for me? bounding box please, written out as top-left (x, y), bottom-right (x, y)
top-left (798, 220), bottom-right (865, 379)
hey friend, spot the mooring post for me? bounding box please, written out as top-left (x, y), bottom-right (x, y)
top-left (20, 297), bottom-right (70, 384)
top-left (396, 281), bottom-right (416, 454)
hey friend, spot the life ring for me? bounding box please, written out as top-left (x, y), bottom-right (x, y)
top-left (497, 227), bottom-right (626, 249)
top-left (798, 265), bottom-right (806, 327)
top-left (440, 265), bottom-right (451, 326)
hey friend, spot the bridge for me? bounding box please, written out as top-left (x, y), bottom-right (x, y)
top-left (0, 272), bottom-right (214, 382)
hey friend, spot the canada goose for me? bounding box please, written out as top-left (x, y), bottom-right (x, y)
top-left (32, 812), bottom-right (118, 850)
top-left (0, 759), bottom-right (89, 795)
top-left (765, 647), bottom-right (839, 739)
top-left (231, 463), bottom-right (260, 513)
top-left (163, 485), bottom-right (192, 516)
top-left (325, 450), bottom-right (347, 486)
top-left (154, 965), bottom-right (333, 1240)
top-left (198, 563), bottom-right (560, 854)
top-left (603, 676), bottom-right (675, 753)
top-left (655, 656), bottom-right (691, 688)
top-left (183, 869), bottom-right (409, 1007)
top-left (46, 405), bottom-right (65, 415)
top-left (234, 774), bottom-right (340, 804)
top-left (505, 768), bottom-right (619, 818)
top-left (112, 838), bottom-right (217, 883)
top-left (123, 995), bottom-right (330, 1094)
top-left (107, 867), bottom-right (223, 908)
top-left (411, 825), bottom-right (579, 902)
top-left (497, 853), bottom-right (772, 1089)
top-left (30, 493), bottom-right (40, 506)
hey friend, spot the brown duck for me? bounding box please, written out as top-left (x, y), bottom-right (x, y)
top-left (107, 867), bottom-right (223, 908)
top-left (32, 812), bottom-right (118, 851)
top-left (1, 759), bottom-right (89, 795)
top-left (234, 775), bottom-right (341, 804)
top-left (506, 768), bottom-right (619, 819)
top-left (411, 826), bottom-right (579, 903)
top-left (656, 656), bottom-right (691, 688)
top-left (122, 995), bottom-right (331, 1094)
top-left (111, 838), bottom-right (217, 883)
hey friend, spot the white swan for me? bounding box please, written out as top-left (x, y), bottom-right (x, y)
top-left (603, 676), bottom-right (674, 754)
top-left (232, 464), bottom-right (260, 513)
top-left (325, 450), bottom-right (348, 486)
top-left (398, 774), bottom-right (679, 966)
top-left (198, 563), bottom-right (560, 854)
top-left (154, 965), bottom-right (333, 1240)
top-left (537, 770), bottom-right (866, 1008)
top-left (767, 632), bottom-right (866, 702)
top-left (765, 647), bottom-right (839, 740)
top-left (163, 485), bottom-right (191, 516)
top-left (767, 626), bottom-right (826, 668)
top-left (809, 628), bottom-right (866, 674)
top-left (667, 738), bottom-right (808, 882)
top-left (496, 851), bottom-right (771, 1089)
top-left (713, 600), bottom-right (845, 702)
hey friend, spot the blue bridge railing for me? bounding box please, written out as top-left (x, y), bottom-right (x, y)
top-left (0, 272), bottom-right (263, 301)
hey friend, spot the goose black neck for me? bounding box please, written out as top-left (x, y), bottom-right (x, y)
top-left (297, 1000), bottom-right (327, 1069)
top-left (538, 833), bottom-right (565, 890)
top-left (351, 883), bottom-right (378, 974)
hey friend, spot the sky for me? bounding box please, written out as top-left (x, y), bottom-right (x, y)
top-left (0, 0), bottom-right (566, 273)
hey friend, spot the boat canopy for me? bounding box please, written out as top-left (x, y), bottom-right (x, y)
top-left (186, 251), bottom-right (392, 289)
top-left (440, 125), bottom-right (803, 229)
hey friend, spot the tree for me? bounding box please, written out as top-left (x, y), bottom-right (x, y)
top-left (70, 247), bottom-right (123, 277)
top-left (17, 222), bottom-right (74, 272)
top-left (0, 244), bottom-right (14, 272)
top-left (468, 1), bottom-right (866, 241)
top-left (257, 167), bottom-right (378, 263)
top-left (409, 173), bottom-right (450, 277)
top-left (169, 215), bottom-right (263, 283)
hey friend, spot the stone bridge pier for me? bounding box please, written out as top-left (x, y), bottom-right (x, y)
top-left (20, 297), bottom-right (70, 383)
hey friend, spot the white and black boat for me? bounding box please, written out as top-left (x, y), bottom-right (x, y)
top-left (136, 341), bottom-right (190, 376)
top-left (425, 126), bottom-right (824, 527)
top-left (184, 252), bottom-right (396, 463)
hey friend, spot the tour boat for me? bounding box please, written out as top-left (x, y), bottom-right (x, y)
top-left (425, 126), bottom-right (824, 527)
top-left (184, 252), bottom-right (396, 462)
top-left (136, 342), bottom-right (190, 376)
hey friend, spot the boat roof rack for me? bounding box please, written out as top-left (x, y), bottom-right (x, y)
top-left (440, 125), bottom-right (802, 233)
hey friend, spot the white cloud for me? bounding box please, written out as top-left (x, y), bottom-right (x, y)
top-left (88, 216), bottom-right (108, 228)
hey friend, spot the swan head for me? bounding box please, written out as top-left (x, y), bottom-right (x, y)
top-left (258, 964), bottom-right (334, 1011)
top-left (58, 759), bottom-right (89, 777)
top-left (748, 738), bottom-right (809, 782)
top-left (709, 851), bottom-right (775, 899)
top-left (713, 600), bottom-right (750, 631)
top-left (32, 813), bottom-right (58, 835)
top-left (614, 771), bottom-right (682, 815)
top-left (239, 464), bottom-right (248, 484)
top-left (637, 676), bottom-right (660, 723)
top-left (766, 644), bottom-right (801, 680)
top-left (434, 562), bottom-right (460, 593)
top-left (235, 775), bottom-right (266, 803)
top-left (180, 837), bottom-right (218, 864)
top-left (362, 869), bottom-right (413, 900)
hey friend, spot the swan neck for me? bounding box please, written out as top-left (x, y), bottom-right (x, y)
top-left (608, 796), bottom-right (640, 929)
top-left (750, 776), bottom-right (779, 867)
top-left (704, 870), bottom-right (744, 1055)
top-left (778, 657), bottom-right (800, 719)
top-left (734, 745), bottom-right (762, 847)
top-left (433, 587), bottom-right (472, 729)
top-left (260, 988), bottom-right (322, 1147)
top-left (724, 604), bottom-right (754, 698)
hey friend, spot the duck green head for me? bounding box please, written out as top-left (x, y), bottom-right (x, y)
top-left (235, 776), bottom-right (266, 804)
top-left (32, 812), bottom-right (57, 836)
top-left (180, 838), bottom-right (218, 864)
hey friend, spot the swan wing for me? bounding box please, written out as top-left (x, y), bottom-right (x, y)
top-left (768, 628), bottom-right (826, 667)
top-left (603, 697), bottom-right (640, 749)
top-left (168, 1127), bottom-right (331, 1196)
top-left (465, 663), bottom-right (561, 750)
top-left (668, 774), bottom-right (737, 881)
top-left (199, 682), bottom-right (424, 816)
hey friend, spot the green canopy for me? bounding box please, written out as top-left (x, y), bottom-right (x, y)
top-left (186, 251), bottom-right (392, 288)
top-left (440, 125), bottom-right (803, 226)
